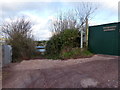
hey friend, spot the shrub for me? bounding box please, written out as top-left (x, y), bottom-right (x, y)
top-left (60, 29), bottom-right (80, 48)
top-left (2, 17), bottom-right (36, 62)
top-left (11, 36), bottom-right (36, 62)
top-left (45, 34), bottom-right (62, 55)
top-left (45, 29), bottom-right (80, 57)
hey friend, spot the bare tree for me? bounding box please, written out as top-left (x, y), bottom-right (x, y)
top-left (2, 17), bottom-right (32, 40)
top-left (50, 10), bottom-right (78, 35)
top-left (50, 2), bottom-right (98, 36)
top-left (2, 17), bottom-right (36, 62)
top-left (75, 2), bottom-right (97, 28)
top-left (49, 2), bottom-right (98, 49)
top-left (75, 2), bottom-right (98, 47)
top-left (50, 11), bottom-right (67, 34)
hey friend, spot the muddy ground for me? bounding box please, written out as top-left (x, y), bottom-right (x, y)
top-left (2, 55), bottom-right (119, 88)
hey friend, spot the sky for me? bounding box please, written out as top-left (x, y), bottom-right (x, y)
top-left (0, 0), bottom-right (119, 41)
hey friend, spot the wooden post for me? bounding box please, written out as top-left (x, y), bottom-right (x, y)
top-left (86, 17), bottom-right (89, 48)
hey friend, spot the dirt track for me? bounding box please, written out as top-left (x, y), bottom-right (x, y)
top-left (2, 55), bottom-right (118, 88)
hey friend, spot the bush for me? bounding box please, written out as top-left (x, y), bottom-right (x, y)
top-left (11, 36), bottom-right (36, 62)
top-left (2, 17), bottom-right (36, 62)
top-left (45, 29), bottom-right (80, 57)
top-left (45, 29), bottom-right (93, 60)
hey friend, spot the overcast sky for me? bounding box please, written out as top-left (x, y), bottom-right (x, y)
top-left (0, 0), bottom-right (119, 41)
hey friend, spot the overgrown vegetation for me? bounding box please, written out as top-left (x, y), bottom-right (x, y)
top-left (1, 2), bottom-right (97, 61)
top-left (45, 29), bottom-right (93, 60)
top-left (60, 48), bottom-right (93, 60)
top-left (45, 29), bottom-right (80, 55)
top-left (46, 2), bottom-right (97, 60)
top-left (2, 17), bottom-right (36, 62)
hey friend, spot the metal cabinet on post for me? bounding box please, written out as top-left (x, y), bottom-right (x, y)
top-left (2, 45), bottom-right (12, 67)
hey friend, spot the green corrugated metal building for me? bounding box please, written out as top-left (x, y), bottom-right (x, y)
top-left (88, 22), bottom-right (120, 56)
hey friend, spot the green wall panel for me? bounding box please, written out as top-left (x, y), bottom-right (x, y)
top-left (88, 22), bottom-right (119, 56)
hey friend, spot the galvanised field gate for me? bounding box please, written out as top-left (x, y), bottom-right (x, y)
top-left (88, 22), bottom-right (120, 56)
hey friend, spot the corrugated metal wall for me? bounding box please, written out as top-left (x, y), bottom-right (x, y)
top-left (88, 22), bottom-right (120, 56)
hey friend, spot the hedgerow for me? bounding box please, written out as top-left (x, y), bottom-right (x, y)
top-left (45, 29), bottom-right (80, 58)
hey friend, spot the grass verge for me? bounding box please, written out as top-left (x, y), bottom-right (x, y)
top-left (45, 48), bottom-right (93, 60)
